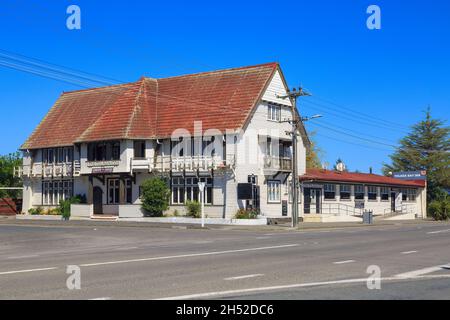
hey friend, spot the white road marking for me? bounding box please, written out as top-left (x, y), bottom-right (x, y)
top-left (80, 244), bottom-right (299, 267)
top-left (427, 229), bottom-right (450, 234)
top-left (113, 246), bottom-right (138, 251)
top-left (7, 254), bottom-right (39, 259)
top-left (333, 260), bottom-right (355, 265)
top-left (157, 274), bottom-right (450, 300)
top-left (401, 250), bottom-right (418, 255)
top-left (224, 274), bottom-right (264, 281)
top-left (256, 236), bottom-right (271, 239)
top-left (90, 297), bottom-right (111, 300)
top-left (0, 267), bottom-right (57, 276)
top-left (395, 264), bottom-right (449, 278)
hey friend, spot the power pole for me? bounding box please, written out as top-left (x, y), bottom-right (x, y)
top-left (277, 87), bottom-right (311, 228)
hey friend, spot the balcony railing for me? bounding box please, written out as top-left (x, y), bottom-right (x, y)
top-left (131, 154), bottom-right (236, 173)
top-left (263, 156), bottom-right (292, 172)
top-left (14, 161), bottom-right (80, 178)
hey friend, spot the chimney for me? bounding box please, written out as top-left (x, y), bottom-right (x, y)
top-left (369, 167), bottom-right (373, 174)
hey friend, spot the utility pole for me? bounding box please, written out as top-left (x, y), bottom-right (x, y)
top-left (277, 87), bottom-right (312, 228)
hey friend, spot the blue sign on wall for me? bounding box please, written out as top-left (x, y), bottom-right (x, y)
top-left (393, 171), bottom-right (427, 180)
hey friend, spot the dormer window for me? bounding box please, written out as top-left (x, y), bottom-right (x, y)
top-left (267, 103), bottom-right (281, 122)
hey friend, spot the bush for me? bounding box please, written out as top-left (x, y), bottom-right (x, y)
top-left (58, 195), bottom-right (83, 220)
top-left (429, 195), bottom-right (450, 221)
top-left (234, 208), bottom-right (258, 219)
top-left (141, 177), bottom-right (170, 217)
top-left (28, 206), bottom-right (43, 215)
top-left (186, 200), bottom-right (201, 218)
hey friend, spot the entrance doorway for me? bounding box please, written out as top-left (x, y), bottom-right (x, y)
top-left (93, 186), bottom-right (103, 214)
top-left (304, 188), bottom-right (321, 214)
top-left (391, 192), bottom-right (396, 212)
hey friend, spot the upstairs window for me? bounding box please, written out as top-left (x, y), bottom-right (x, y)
top-left (324, 184), bottom-right (336, 200)
top-left (268, 104), bottom-right (281, 121)
top-left (354, 185), bottom-right (365, 200)
top-left (340, 185), bottom-right (351, 200)
top-left (87, 141), bottom-right (120, 161)
top-left (368, 186), bottom-right (378, 201)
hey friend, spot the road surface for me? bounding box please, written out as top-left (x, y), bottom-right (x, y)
top-left (0, 221), bottom-right (449, 299)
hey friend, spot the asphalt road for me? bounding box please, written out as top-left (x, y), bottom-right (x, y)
top-left (0, 221), bottom-right (449, 300)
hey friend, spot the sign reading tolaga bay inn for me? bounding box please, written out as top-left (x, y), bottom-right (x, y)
top-left (17, 63), bottom-right (427, 221)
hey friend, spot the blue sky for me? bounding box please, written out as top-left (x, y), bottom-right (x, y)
top-left (1, 0), bottom-right (449, 173)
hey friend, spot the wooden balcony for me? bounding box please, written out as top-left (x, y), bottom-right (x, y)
top-left (263, 156), bottom-right (292, 173)
top-left (131, 154), bottom-right (236, 173)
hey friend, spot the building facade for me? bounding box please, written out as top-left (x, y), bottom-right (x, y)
top-left (18, 63), bottom-right (309, 219)
top-left (299, 168), bottom-right (427, 222)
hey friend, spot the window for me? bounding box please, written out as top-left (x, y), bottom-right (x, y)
top-left (172, 177), bottom-right (213, 205)
top-left (354, 185), bottom-right (365, 200)
top-left (267, 104), bottom-right (281, 121)
top-left (43, 147), bottom-right (74, 164)
top-left (42, 180), bottom-right (73, 205)
top-left (403, 189), bottom-right (416, 202)
top-left (268, 180), bottom-right (281, 203)
top-left (108, 178), bottom-right (132, 204)
top-left (368, 186), bottom-right (378, 201)
top-left (324, 184), bottom-right (336, 200)
top-left (171, 177), bottom-right (185, 204)
top-left (401, 189), bottom-right (408, 201)
top-left (340, 185), bottom-right (351, 200)
top-left (88, 141), bottom-right (120, 161)
top-left (381, 187), bottom-right (390, 201)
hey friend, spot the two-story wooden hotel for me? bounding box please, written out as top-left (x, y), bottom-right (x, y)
top-left (17, 63), bottom-right (426, 221)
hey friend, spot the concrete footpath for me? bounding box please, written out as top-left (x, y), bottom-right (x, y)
top-left (0, 215), bottom-right (446, 231)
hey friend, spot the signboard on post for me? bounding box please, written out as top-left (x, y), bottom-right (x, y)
top-left (393, 171), bottom-right (427, 180)
top-left (237, 183), bottom-right (253, 200)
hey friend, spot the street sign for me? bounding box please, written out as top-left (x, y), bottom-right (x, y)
top-left (393, 171), bottom-right (427, 180)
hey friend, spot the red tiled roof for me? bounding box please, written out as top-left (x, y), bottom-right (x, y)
top-left (21, 63), bottom-right (278, 149)
top-left (300, 168), bottom-right (426, 188)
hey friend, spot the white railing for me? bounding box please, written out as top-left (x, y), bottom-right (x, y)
top-left (135, 154), bottom-right (236, 172)
top-left (14, 162), bottom-right (78, 178)
top-left (383, 204), bottom-right (416, 216)
top-left (321, 203), bottom-right (364, 216)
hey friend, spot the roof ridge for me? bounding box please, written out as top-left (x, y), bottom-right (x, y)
top-left (157, 62), bottom-right (278, 81)
top-left (124, 79), bottom-right (147, 138)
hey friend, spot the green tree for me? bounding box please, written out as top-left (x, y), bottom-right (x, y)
top-left (306, 130), bottom-right (324, 169)
top-left (382, 108), bottom-right (450, 204)
top-left (140, 177), bottom-right (170, 217)
top-left (0, 152), bottom-right (22, 198)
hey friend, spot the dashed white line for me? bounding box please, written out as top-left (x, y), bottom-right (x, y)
top-left (224, 274), bottom-right (264, 281)
top-left (80, 244), bottom-right (299, 267)
top-left (333, 260), bottom-right (355, 265)
top-left (0, 267), bottom-right (58, 276)
top-left (6, 254), bottom-right (39, 259)
top-left (427, 229), bottom-right (450, 234)
top-left (401, 250), bottom-right (418, 255)
top-left (90, 297), bottom-right (111, 300)
top-left (256, 236), bottom-right (271, 239)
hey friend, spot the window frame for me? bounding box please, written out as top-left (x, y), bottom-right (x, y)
top-left (380, 187), bottom-right (390, 201)
top-left (354, 184), bottom-right (365, 200)
top-left (324, 184), bottom-right (336, 200)
top-left (368, 186), bottom-right (378, 201)
top-left (339, 184), bottom-right (351, 201)
top-left (267, 180), bottom-right (281, 203)
top-left (267, 103), bottom-right (281, 122)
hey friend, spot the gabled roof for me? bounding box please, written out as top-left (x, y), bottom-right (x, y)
top-left (21, 63), bottom-right (279, 149)
top-left (300, 168), bottom-right (426, 188)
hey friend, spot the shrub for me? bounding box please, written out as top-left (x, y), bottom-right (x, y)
top-left (234, 208), bottom-right (258, 219)
top-left (186, 200), bottom-right (201, 218)
top-left (428, 195), bottom-right (450, 221)
top-left (28, 206), bottom-right (43, 215)
top-left (58, 195), bottom-right (83, 220)
top-left (173, 209), bottom-right (179, 217)
top-left (141, 177), bottom-right (170, 217)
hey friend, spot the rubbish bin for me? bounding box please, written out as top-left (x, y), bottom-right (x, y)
top-left (363, 210), bottom-right (373, 224)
